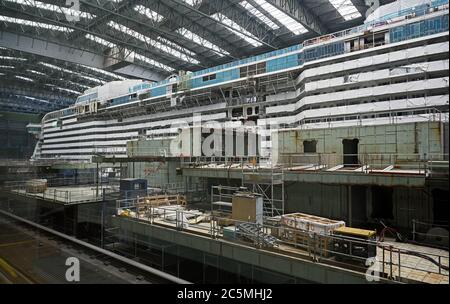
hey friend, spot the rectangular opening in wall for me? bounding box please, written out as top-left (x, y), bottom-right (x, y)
top-left (371, 186), bottom-right (394, 220)
top-left (303, 140), bottom-right (317, 153)
top-left (342, 138), bottom-right (359, 166)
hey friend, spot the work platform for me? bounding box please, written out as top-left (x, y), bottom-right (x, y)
top-left (3, 185), bottom-right (111, 205)
top-left (110, 215), bottom-right (448, 284)
top-left (182, 166), bottom-right (427, 187)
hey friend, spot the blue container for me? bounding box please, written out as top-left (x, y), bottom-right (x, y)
top-left (120, 179), bottom-right (148, 200)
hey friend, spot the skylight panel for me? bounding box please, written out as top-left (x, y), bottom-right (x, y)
top-left (4, 0), bottom-right (94, 19)
top-left (252, 0), bottom-right (307, 35)
top-left (329, 0), bottom-right (361, 21)
top-left (79, 65), bottom-right (127, 80)
top-left (0, 15), bottom-right (73, 32)
top-left (0, 56), bottom-right (27, 61)
top-left (211, 13), bottom-right (262, 47)
top-left (108, 21), bottom-right (199, 64)
top-left (85, 34), bottom-right (116, 48)
top-left (182, 0), bottom-right (203, 6)
top-left (23, 96), bottom-right (49, 103)
top-left (134, 5), bottom-right (164, 22)
top-left (39, 62), bottom-right (104, 84)
top-left (45, 84), bottom-right (82, 95)
top-left (27, 69), bottom-right (46, 76)
top-left (176, 28), bottom-right (230, 57)
top-left (15, 75), bottom-right (34, 82)
top-left (62, 79), bottom-right (91, 90)
top-left (240, 1), bottom-right (279, 30)
top-left (132, 52), bottom-right (175, 72)
top-left (84, 33), bottom-right (174, 72)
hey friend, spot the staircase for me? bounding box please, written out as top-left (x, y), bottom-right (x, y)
top-left (237, 222), bottom-right (279, 248)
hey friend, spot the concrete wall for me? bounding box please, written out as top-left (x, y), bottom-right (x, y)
top-left (276, 122), bottom-right (445, 166)
top-left (0, 111), bottom-right (40, 159)
top-left (283, 182), bottom-right (433, 231)
top-left (126, 138), bottom-right (183, 187)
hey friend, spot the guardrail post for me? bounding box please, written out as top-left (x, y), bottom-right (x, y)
top-left (389, 245), bottom-right (393, 279)
top-left (313, 233), bottom-right (317, 262)
top-left (439, 256), bottom-right (441, 274)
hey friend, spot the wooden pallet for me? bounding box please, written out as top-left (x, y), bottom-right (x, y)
top-left (278, 226), bottom-right (331, 257)
top-left (136, 194), bottom-right (187, 212)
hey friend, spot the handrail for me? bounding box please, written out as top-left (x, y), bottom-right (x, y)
top-left (115, 204), bottom-right (449, 283)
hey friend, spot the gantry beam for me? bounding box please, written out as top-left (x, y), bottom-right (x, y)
top-left (0, 31), bottom-right (166, 81)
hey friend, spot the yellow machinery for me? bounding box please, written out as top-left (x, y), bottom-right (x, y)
top-left (332, 227), bottom-right (377, 264)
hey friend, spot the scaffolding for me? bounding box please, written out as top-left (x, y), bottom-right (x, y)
top-left (241, 168), bottom-right (284, 218)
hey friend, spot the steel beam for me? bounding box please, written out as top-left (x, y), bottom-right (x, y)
top-left (0, 31), bottom-right (166, 81)
top-left (264, 0), bottom-right (328, 35)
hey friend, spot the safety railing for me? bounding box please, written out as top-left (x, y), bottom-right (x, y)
top-left (412, 219), bottom-right (449, 248)
top-left (115, 205), bottom-right (449, 283)
top-left (179, 153), bottom-right (449, 176)
top-left (1, 180), bottom-right (117, 205)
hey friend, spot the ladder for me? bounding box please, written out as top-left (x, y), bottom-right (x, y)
top-left (237, 222), bottom-right (279, 248)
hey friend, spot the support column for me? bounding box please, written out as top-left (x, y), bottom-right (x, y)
top-left (348, 185), bottom-right (352, 227)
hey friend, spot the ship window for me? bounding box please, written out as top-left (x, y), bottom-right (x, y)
top-left (202, 74), bottom-right (216, 82)
top-left (240, 62), bottom-right (266, 78)
top-left (247, 107), bottom-right (252, 115)
top-left (232, 107), bottom-right (243, 117)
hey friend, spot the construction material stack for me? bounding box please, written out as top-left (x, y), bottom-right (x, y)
top-left (25, 179), bottom-right (47, 193)
top-left (277, 213), bottom-right (345, 257)
top-left (119, 179), bottom-right (147, 200)
top-left (231, 191), bottom-right (263, 225)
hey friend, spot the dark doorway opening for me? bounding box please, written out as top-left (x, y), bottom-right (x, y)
top-left (343, 138), bottom-right (359, 166)
top-left (351, 186), bottom-right (367, 227)
top-left (371, 186), bottom-right (394, 220)
top-left (432, 189), bottom-right (449, 228)
top-left (303, 140), bottom-right (317, 153)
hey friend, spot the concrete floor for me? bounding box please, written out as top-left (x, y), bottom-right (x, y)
top-left (124, 213), bottom-right (449, 284)
top-left (0, 215), bottom-right (135, 284)
top-left (377, 240), bottom-right (449, 284)
top-left (12, 185), bottom-right (104, 204)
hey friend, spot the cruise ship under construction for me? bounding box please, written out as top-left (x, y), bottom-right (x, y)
top-left (0, 0), bottom-right (448, 284)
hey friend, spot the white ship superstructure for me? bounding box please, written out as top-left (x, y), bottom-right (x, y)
top-left (33, 0), bottom-right (449, 161)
